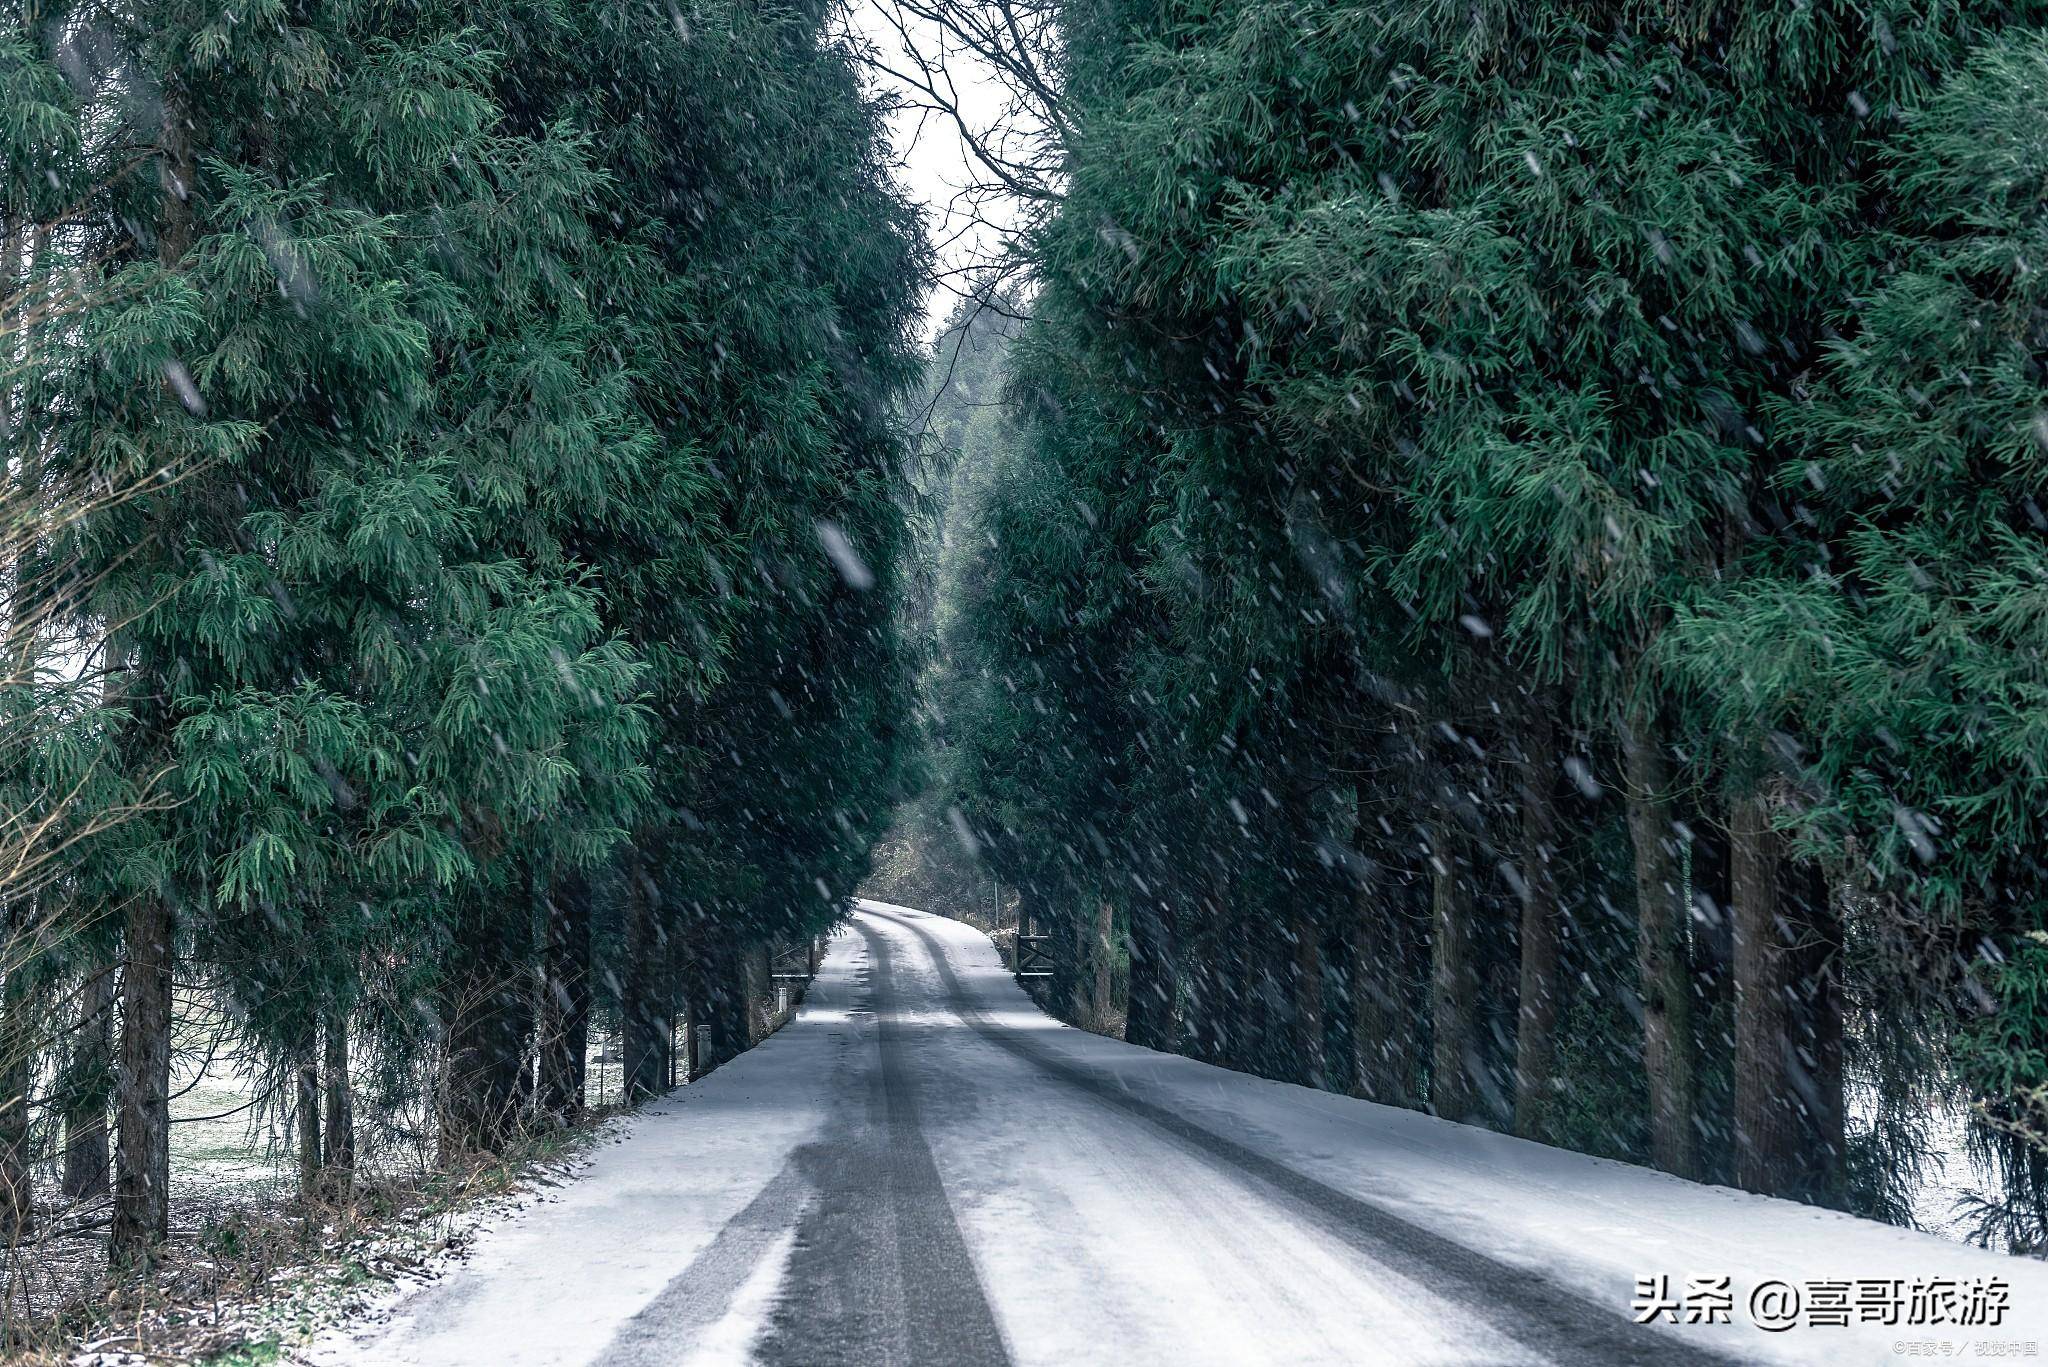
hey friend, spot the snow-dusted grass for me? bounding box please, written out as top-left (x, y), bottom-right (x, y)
top-left (41, 1118), bottom-right (619, 1367)
top-left (8, 987), bottom-right (644, 1366)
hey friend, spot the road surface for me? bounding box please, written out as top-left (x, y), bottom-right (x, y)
top-left (317, 902), bottom-right (2048, 1366)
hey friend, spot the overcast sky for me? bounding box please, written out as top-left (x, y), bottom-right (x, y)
top-left (839, 0), bottom-right (1030, 340)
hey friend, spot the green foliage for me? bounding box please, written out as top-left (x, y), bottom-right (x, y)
top-left (936, 0), bottom-right (2048, 1234)
top-left (5, 0), bottom-right (924, 1231)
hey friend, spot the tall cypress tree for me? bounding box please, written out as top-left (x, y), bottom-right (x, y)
top-left (58, 0), bottom-right (651, 1248)
top-left (959, 0), bottom-right (2046, 1217)
top-left (1671, 28), bottom-right (2048, 1229)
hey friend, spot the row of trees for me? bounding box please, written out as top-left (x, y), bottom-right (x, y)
top-left (1, 0), bottom-right (923, 1267)
top-left (931, 0), bottom-right (2048, 1242)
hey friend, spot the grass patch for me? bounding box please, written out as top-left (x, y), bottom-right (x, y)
top-left (14, 1118), bottom-right (617, 1366)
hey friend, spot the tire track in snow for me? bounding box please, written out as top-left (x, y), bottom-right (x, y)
top-left (595, 1155), bottom-right (812, 1365)
top-left (866, 906), bottom-right (1745, 1367)
top-left (747, 921), bottom-right (1011, 1367)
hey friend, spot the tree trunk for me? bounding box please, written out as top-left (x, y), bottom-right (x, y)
top-left (441, 896), bottom-right (527, 1157)
top-left (1354, 865), bottom-right (1422, 1109)
top-left (322, 1012), bottom-right (353, 1199)
top-left (1799, 866), bottom-right (1845, 1204)
top-left (442, 970), bottom-right (493, 1156)
top-left (1324, 912), bottom-right (1359, 1096)
top-left (112, 91), bottom-right (196, 1266)
top-left (621, 851), bottom-right (668, 1103)
top-left (1428, 819), bottom-right (1479, 1123)
top-left (63, 963), bottom-right (116, 1200)
top-left (538, 869), bottom-right (591, 1121)
top-left (113, 894), bottom-right (174, 1261)
top-left (1622, 695), bottom-right (1698, 1180)
top-left (0, 230), bottom-right (23, 1235)
top-left (746, 943), bottom-right (773, 1045)
top-left (0, 208), bottom-right (38, 1240)
top-left (0, 891), bottom-right (33, 1237)
top-left (1179, 937), bottom-right (1215, 1065)
top-left (1689, 820), bottom-right (1736, 1167)
top-left (1067, 900), bottom-right (1110, 1029)
top-left (1809, 1005), bottom-right (1845, 1197)
top-left (1290, 910), bottom-right (1326, 1088)
top-left (1180, 871), bottom-right (1235, 1067)
top-left (686, 939), bottom-right (746, 1079)
top-left (508, 965), bottom-right (536, 1121)
top-left (1513, 698), bottom-right (1562, 1143)
top-left (1067, 906), bottom-right (1090, 1025)
top-left (1236, 928), bottom-right (1276, 1078)
top-left (1093, 899), bottom-right (1113, 1028)
top-left (0, 980), bottom-right (29, 1240)
top-left (295, 1049), bottom-right (321, 1202)
top-left (1731, 790), bottom-right (1796, 1196)
top-left (1125, 901), bottom-right (1177, 1051)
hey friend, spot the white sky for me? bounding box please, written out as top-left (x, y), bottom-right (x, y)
top-left (839, 0), bottom-right (1031, 340)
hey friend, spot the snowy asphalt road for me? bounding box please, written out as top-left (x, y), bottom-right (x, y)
top-left (319, 903), bottom-right (2048, 1367)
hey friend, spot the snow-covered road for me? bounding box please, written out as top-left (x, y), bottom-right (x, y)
top-left (317, 902), bottom-right (2048, 1366)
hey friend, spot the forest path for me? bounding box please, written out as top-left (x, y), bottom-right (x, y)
top-left (314, 904), bottom-right (2048, 1367)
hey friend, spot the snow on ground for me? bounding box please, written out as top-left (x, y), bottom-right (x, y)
top-left (301, 948), bottom-right (860, 1367)
top-left (305, 903), bottom-right (2048, 1366)
top-left (862, 902), bottom-right (2048, 1364)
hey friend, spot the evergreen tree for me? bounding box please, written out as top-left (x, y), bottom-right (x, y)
top-left (947, 0), bottom-right (2048, 1225)
top-left (0, 0), bottom-right (921, 1263)
top-left (1670, 29), bottom-right (2048, 1233)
